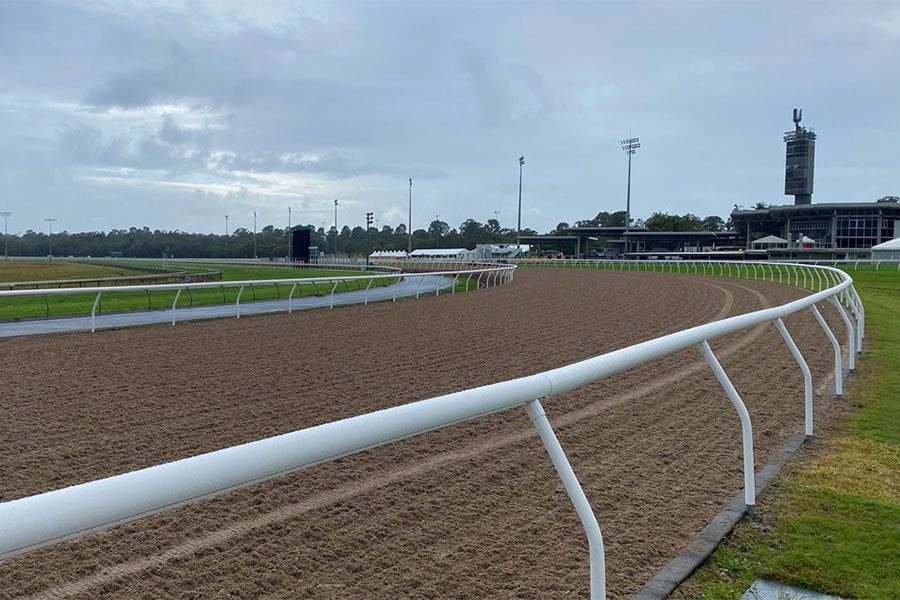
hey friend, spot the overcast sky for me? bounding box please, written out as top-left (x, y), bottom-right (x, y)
top-left (1, 1), bottom-right (898, 235)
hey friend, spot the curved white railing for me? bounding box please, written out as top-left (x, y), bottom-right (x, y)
top-left (0, 261), bottom-right (864, 600)
top-left (0, 263), bottom-right (516, 332)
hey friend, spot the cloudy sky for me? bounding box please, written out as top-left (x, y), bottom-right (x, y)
top-left (1, 1), bottom-right (898, 235)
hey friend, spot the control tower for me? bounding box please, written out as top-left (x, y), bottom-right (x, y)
top-left (783, 108), bottom-right (816, 205)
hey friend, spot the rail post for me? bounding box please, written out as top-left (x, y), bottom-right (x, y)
top-left (288, 283), bottom-right (298, 313)
top-left (698, 340), bottom-right (756, 512)
top-left (392, 276), bottom-right (403, 302)
top-left (525, 399), bottom-right (606, 600)
top-left (329, 281), bottom-right (339, 308)
top-left (171, 288), bottom-right (183, 325)
top-left (829, 296), bottom-right (856, 371)
top-left (465, 273), bottom-right (473, 293)
top-left (809, 304), bottom-right (843, 397)
top-left (452, 273), bottom-right (460, 294)
top-left (774, 318), bottom-right (814, 440)
top-left (364, 278), bottom-right (374, 305)
top-left (90, 291), bottom-right (103, 333)
top-left (416, 275), bottom-right (425, 299)
top-left (235, 285), bottom-right (245, 318)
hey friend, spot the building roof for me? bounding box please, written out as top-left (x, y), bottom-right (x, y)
top-left (732, 202), bottom-right (900, 217)
top-left (872, 238), bottom-right (900, 250)
top-left (409, 248), bottom-right (469, 256)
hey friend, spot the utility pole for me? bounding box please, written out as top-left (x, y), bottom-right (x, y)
top-left (45, 218), bottom-right (56, 260)
top-left (225, 214), bottom-right (229, 258)
top-left (366, 211), bottom-right (374, 265)
top-left (252, 210), bottom-right (257, 259)
top-left (334, 199), bottom-right (339, 258)
top-left (0, 212), bottom-right (10, 262)
top-left (435, 214), bottom-right (440, 248)
top-left (621, 136), bottom-right (640, 257)
top-left (517, 156), bottom-right (524, 250)
top-left (287, 206), bottom-right (292, 260)
top-left (408, 178), bottom-right (413, 254)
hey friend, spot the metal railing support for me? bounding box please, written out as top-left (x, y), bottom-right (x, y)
top-left (829, 296), bottom-right (856, 371)
top-left (90, 291), bottom-right (103, 333)
top-left (288, 283), bottom-right (298, 313)
top-left (698, 341), bottom-right (756, 511)
top-left (235, 285), bottom-right (245, 318)
top-left (774, 318), bottom-right (814, 440)
top-left (364, 278), bottom-right (374, 305)
top-left (810, 304), bottom-right (843, 397)
top-left (170, 288), bottom-right (183, 325)
top-left (525, 399), bottom-right (606, 600)
top-left (416, 275), bottom-right (425, 298)
top-left (329, 281), bottom-right (339, 308)
top-left (392, 276), bottom-right (403, 302)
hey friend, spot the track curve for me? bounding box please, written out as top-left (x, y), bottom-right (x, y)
top-left (0, 269), bottom-right (846, 599)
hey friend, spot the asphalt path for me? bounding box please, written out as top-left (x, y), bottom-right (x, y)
top-left (0, 274), bottom-right (456, 338)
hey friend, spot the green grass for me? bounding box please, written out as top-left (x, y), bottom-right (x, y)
top-left (0, 261), bottom-right (144, 283)
top-left (0, 262), bottom-right (398, 320)
top-left (673, 267), bottom-right (900, 599)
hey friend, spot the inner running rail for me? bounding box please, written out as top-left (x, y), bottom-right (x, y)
top-left (0, 262), bottom-right (863, 600)
top-left (0, 262), bottom-right (515, 331)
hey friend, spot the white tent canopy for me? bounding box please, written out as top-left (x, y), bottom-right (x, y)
top-left (751, 235), bottom-right (789, 248)
top-left (872, 237), bottom-right (900, 259)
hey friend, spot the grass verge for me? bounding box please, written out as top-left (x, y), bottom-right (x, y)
top-left (672, 268), bottom-right (900, 599)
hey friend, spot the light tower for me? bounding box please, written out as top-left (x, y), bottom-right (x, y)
top-left (45, 218), bottom-right (57, 260)
top-left (408, 178), bottom-right (413, 254)
top-left (366, 211), bottom-right (374, 265)
top-left (620, 136), bottom-right (640, 256)
top-left (0, 212), bottom-right (10, 261)
top-left (333, 199), bottom-right (339, 257)
top-left (516, 156), bottom-right (525, 249)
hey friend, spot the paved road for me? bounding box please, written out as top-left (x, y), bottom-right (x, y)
top-left (0, 274), bottom-right (456, 338)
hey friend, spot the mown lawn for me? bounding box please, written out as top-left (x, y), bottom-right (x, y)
top-left (0, 261), bottom-right (144, 283)
top-left (673, 268), bottom-right (900, 599)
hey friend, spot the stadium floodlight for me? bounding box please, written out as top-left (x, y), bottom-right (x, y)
top-left (224, 214), bottom-right (229, 258)
top-left (45, 218), bottom-right (57, 260)
top-left (408, 178), bottom-right (413, 254)
top-left (517, 156), bottom-right (525, 250)
top-left (620, 136), bottom-right (640, 256)
top-left (366, 211), bottom-right (374, 265)
top-left (252, 210), bottom-right (257, 259)
top-left (334, 199), bottom-right (339, 257)
top-left (1, 212), bottom-right (10, 262)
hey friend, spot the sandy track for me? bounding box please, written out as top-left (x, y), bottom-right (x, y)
top-left (0, 269), bottom-right (846, 599)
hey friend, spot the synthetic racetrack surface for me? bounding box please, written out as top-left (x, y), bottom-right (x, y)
top-left (0, 268), bottom-right (847, 599)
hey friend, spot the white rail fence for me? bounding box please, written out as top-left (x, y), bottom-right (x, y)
top-left (0, 262), bottom-right (516, 332)
top-left (0, 262), bottom-right (865, 600)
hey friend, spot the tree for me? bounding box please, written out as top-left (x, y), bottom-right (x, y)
top-left (701, 215), bottom-right (725, 232)
top-left (876, 195), bottom-right (899, 203)
top-left (753, 202), bottom-right (769, 210)
top-left (644, 212), bottom-right (704, 232)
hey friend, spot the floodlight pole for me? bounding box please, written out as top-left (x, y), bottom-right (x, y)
top-left (225, 214), bottom-right (229, 258)
top-left (334, 199), bottom-right (339, 258)
top-left (0, 212), bottom-right (10, 262)
top-left (517, 156), bottom-right (524, 250)
top-left (288, 206), bottom-right (292, 260)
top-left (252, 211), bottom-right (257, 259)
top-left (366, 211), bottom-right (374, 265)
top-left (45, 218), bottom-right (56, 260)
top-left (620, 137), bottom-right (640, 257)
top-left (408, 178), bottom-right (413, 254)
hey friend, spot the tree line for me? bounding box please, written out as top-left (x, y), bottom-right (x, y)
top-left (1, 211), bottom-right (731, 259)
